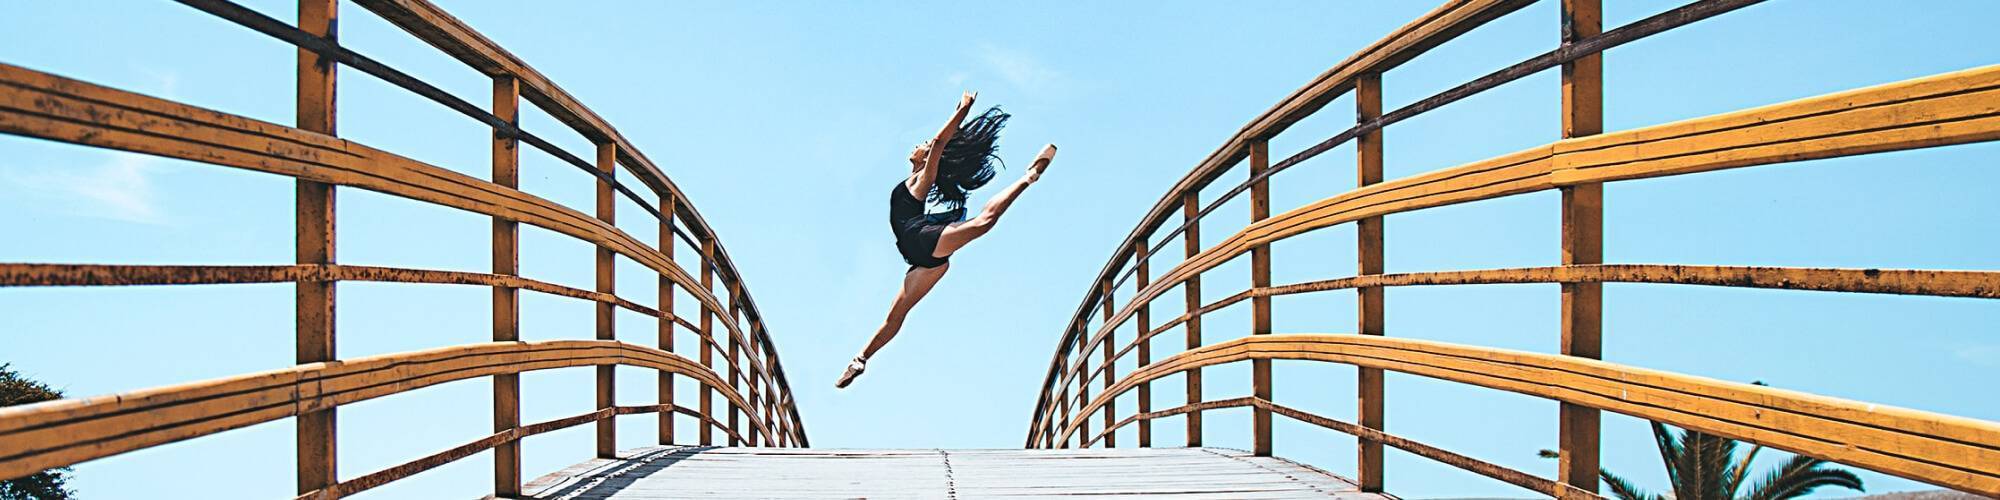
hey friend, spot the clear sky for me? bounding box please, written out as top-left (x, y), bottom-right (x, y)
top-left (3, 1), bottom-right (1996, 498)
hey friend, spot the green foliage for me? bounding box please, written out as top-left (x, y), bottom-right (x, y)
top-left (1542, 421), bottom-right (1865, 500)
top-left (0, 364), bottom-right (74, 499)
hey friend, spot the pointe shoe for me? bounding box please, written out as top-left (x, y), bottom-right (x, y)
top-left (835, 356), bottom-right (867, 389)
top-left (1028, 144), bottom-right (1057, 181)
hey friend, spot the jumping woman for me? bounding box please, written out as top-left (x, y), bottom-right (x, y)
top-left (836, 91), bottom-right (1058, 388)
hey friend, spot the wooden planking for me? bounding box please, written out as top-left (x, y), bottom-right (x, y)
top-left (491, 73), bottom-right (524, 497)
top-left (1042, 64), bottom-right (2000, 400)
top-left (1558, 0), bottom-right (1605, 495)
top-left (1354, 70), bottom-right (1387, 492)
top-left (1061, 334), bottom-right (2000, 496)
top-left (0, 340), bottom-right (767, 480)
top-left (1033, 0), bottom-right (1533, 419)
top-left (523, 447), bottom-right (1389, 499)
top-left (294, 0), bottom-right (339, 494)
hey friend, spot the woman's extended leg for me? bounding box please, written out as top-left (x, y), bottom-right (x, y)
top-left (931, 144), bottom-right (1057, 258)
top-left (837, 262), bottom-right (949, 387)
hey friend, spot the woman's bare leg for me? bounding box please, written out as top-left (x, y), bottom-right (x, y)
top-left (862, 263), bottom-right (950, 358)
top-left (838, 263), bottom-right (950, 387)
top-left (931, 144), bottom-right (1057, 258)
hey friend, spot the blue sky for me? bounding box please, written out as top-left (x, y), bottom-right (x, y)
top-left (3, 1), bottom-right (1997, 498)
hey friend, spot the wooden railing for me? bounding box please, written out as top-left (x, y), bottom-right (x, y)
top-left (1024, 0), bottom-right (2000, 498)
top-left (0, 0), bottom-right (805, 498)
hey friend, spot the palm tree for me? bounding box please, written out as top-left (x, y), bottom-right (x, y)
top-left (1, 363), bottom-right (74, 499)
top-left (1542, 421), bottom-right (1865, 500)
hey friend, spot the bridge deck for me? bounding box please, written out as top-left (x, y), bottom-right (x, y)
top-left (521, 446), bottom-right (1390, 499)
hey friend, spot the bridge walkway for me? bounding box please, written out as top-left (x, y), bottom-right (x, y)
top-left (521, 446), bottom-right (1391, 499)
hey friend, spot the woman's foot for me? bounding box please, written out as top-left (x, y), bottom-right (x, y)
top-left (1026, 144), bottom-right (1057, 182)
top-left (835, 356), bottom-right (867, 388)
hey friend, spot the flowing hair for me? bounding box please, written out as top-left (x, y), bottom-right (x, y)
top-left (929, 106), bottom-right (1010, 208)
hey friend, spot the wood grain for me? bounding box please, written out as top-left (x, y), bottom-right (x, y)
top-left (0, 341), bottom-right (763, 481)
top-left (1059, 334), bottom-right (2000, 496)
top-left (522, 447), bottom-right (1389, 499)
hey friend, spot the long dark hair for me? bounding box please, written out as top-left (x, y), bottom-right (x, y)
top-left (929, 106), bottom-right (1009, 208)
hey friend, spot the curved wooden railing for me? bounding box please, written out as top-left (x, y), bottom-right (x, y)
top-left (0, 0), bottom-right (805, 498)
top-left (1025, 0), bottom-right (2000, 498)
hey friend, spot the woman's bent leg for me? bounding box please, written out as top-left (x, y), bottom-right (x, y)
top-left (931, 174), bottom-right (1034, 258)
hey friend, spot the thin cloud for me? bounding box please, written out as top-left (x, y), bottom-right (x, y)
top-left (2, 152), bottom-right (171, 225)
top-left (976, 44), bottom-right (1065, 94)
top-left (1954, 343), bottom-right (2000, 367)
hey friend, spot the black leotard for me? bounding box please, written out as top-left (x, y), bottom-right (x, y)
top-left (889, 181), bottom-right (963, 269)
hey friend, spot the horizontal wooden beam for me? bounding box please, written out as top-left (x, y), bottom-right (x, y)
top-left (1030, 0), bottom-right (1534, 430)
top-left (1078, 396), bottom-right (1596, 499)
top-left (1060, 334), bottom-right (2000, 496)
top-left (1055, 262), bottom-right (2000, 406)
top-left (295, 403), bottom-right (734, 500)
top-left (0, 340), bottom-right (771, 480)
top-left (0, 63), bottom-right (780, 386)
top-left (1044, 65), bottom-right (2000, 398)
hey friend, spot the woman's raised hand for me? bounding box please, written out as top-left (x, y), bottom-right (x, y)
top-left (959, 91), bottom-right (978, 111)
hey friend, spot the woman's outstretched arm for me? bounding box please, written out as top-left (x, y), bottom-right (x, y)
top-left (907, 91), bottom-right (978, 199)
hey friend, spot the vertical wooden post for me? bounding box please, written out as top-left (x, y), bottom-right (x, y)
top-left (658, 198), bottom-right (677, 446)
top-left (1248, 139), bottom-right (1273, 457)
top-left (1134, 237), bottom-right (1153, 448)
top-left (1099, 279), bottom-right (1117, 448)
top-left (1077, 330), bottom-right (1092, 448)
top-left (1181, 192), bottom-right (1204, 448)
top-left (594, 142), bottom-right (618, 459)
top-left (1355, 71), bottom-right (1387, 492)
top-left (699, 238), bottom-right (716, 446)
top-left (489, 75), bottom-right (522, 497)
top-left (1559, 0), bottom-right (1604, 496)
top-left (294, 0), bottom-right (338, 495)
top-left (727, 286), bottom-right (743, 446)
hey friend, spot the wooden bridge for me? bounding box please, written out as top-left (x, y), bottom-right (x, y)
top-left (1, 0), bottom-right (1996, 498)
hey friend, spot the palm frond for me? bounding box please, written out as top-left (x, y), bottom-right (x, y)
top-left (1599, 467), bottom-right (1664, 500)
top-left (1724, 443), bottom-right (1763, 496)
top-left (1649, 421), bottom-right (1686, 497)
top-left (1740, 455), bottom-right (1864, 500)
top-left (1688, 429), bottom-right (1740, 499)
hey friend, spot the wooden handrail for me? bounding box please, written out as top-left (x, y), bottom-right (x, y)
top-left (1028, 0), bottom-right (2000, 498)
top-left (1053, 335), bottom-right (2000, 495)
top-left (0, 0), bottom-right (807, 495)
top-left (0, 340), bottom-right (767, 480)
top-left (1038, 64), bottom-right (2000, 415)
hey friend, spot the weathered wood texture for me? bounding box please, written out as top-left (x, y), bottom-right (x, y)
top-left (1057, 334), bottom-right (2000, 496)
top-left (1035, 63), bottom-right (2000, 432)
top-left (293, 0), bottom-right (338, 494)
top-left (524, 447), bottom-right (1390, 499)
top-left (347, 1), bottom-right (801, 420)
top-left (0, 340), bottom-right (765, 481)
top-left (1030, 0), bottom-right (1532, 445)
top-left (1558, 0), bottom-right (1605, 495)
top-left (1354, 70), bottom-right (1386, 492)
